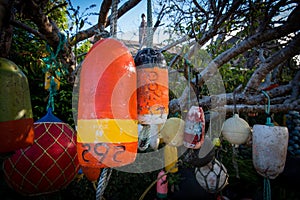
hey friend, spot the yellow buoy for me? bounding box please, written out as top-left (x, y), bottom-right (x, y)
top-left (160, 117), bottom-right (185, 147)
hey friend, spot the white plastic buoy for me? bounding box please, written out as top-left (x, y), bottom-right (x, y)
top-left (221, 114), bottom-right (251, 145)
top-left (252, 125), bottom-right (289, 179)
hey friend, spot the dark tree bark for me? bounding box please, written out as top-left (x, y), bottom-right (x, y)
top-left (0, 0), bottom-right (13, 58)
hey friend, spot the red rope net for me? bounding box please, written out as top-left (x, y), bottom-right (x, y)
top-left (3, 122), bottom-right (79, 196)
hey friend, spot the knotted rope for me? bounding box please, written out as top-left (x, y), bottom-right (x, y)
top-left (261, 90), bottom-right (272, 200)
top-left (263, 177), bottom-right (271, 200)
top-left (110, 0), bottom-right (118, 38)
top-left (138, 125), bottom-right (151, 151)
top-left (95, 3), bottom-right (118, 199)
top-left (41, 32), bottom-right (67, 111)
top-left (146, 0), bottom-right (153, 48)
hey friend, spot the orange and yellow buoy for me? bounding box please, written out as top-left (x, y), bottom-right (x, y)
top-left (77, 38), bottom-right (138, 169)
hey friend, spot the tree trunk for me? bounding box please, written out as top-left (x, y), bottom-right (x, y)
top-left (0, 0), bottom-right (13, 58)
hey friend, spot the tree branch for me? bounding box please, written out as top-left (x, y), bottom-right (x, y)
top-left (245, 33), bottom-right (300, 93)
top-left (17, 0), bottom-right (74, 68)
top-left (194, 21), bottom-right (300, 90)
top-left (168, 83), bottom-right (294, 116)
top-left (192, 0), bottom-right (208, 18)
top-left (97, 0), bottom-right (112, 30)
top-left (70, 0), bottom-right (142, 46)
top-left (217, 101), bottom-right (300, 114)
top-left (0, 0), bottom-right (13, 57)
top-left (285, 70), bottom-right (300, 103)
top-left (11, 19), bottom-right (46, 40)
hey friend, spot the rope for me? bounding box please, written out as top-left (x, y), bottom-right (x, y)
top-left (187, 60), bottom-right (191, 109)
top-left (232, 145), bottom-right (240, 178)
top-left (96, 168), bottom-right (113, 200)
top-left (42, 33), bottom-right (66, 74)
top-left (146, 0), bottom-right (153, 48)
top-left (110, 0), bottom-right (118, 38)
top-left (195, 72), bottom-right (201, 107)
top-left (47, 76), bottom-right (58, 111)
top-left (263, 177), bottom-right (271, 200)
top-left (138, 125), bottom-right (151, 151)
top-left (233, 88), bottom-right (238, 114)
top-left (261, 90), bottom-right (274, 126)
top-left (42, 32), bottom-right (67, 111)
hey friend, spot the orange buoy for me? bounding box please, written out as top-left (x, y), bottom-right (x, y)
top-left (77, 38), bottom-right (138, 169)
top-left (134, 48), bottom-right (169, 125)
top-left (80, 166), bottom-right (101, 182)
top-left (0, 58), bottom-right (34, 153)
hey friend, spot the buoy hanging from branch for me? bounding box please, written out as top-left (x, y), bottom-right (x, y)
top-left (252, 91), bottom-right (288, 200)
top-left (164, 144), bottom-right (178, 173)
top-left (253, 125), bottom-right (288, 179)
top-left (160, 117), bottom-right (185, 147)
top-left (134, 47), bottom-right (168, 151)
top-left (134, 48), bottom-right (169, 125)
top-left (3, 108), bottom-right (79, 196)
top-left (222, 114), bottom-right (251, 145)
top-left (77, 38), bottom-right (138, 169)
top-left (195, 158), bottom-right (229, 193)
top-left (221, 89), bottom-right (251, 145)
top-left (0, 58), bottom-right (34, 153)
top-left (252, 91), bottom-right (289, 179)
top-left (184, 106), bottom-right (205, 149)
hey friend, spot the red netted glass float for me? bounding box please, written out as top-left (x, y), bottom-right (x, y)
top-left (3, 109), bottom-right (79, 196)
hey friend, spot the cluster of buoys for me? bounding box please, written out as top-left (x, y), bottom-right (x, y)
top-left (1, 58), bottom-right (79, 196)
top-left (5, 37), bottom-right (293, 200)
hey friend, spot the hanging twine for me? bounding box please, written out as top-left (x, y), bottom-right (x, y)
top-left (110, 0), bottom-right (118, 38)
top-left (96, 168), bottom-right (113, 200)
top-left (41, 32), bottom-right (67, 111)
top-left (261, 90), bottom-right (274, 126)
top-left (47, 77), bottom-right (57, 111)
top-left (231, 145), bottom-right (240, 178)
top-left (187, 60), bottom-right (191, 109)
top-left (138, 125), bottom-right (151, 151)
top-left (146, 0), bottom-right (153, 48)
top-left (261, 90), bottom-right (272, 200)
top-left (263, 177), bottom-right (271, 200)
top-left (42, 33), bottom-right (67, 73)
